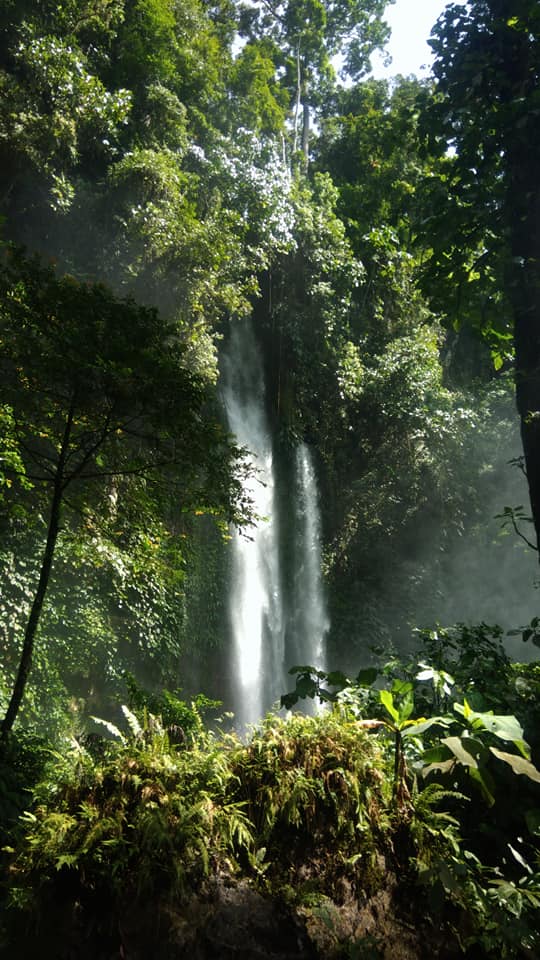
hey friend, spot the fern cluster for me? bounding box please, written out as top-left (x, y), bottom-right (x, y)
top-left (7, 709), bottom-right (252, 913)
top-left (3, 699), bottom-right (539, 958)
top-left (231, 711), bottom-right (390, 892)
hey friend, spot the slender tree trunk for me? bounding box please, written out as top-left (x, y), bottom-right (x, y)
top-left (1, 405), bottom-right (74, 738)
top-left (292, 43), bottom-right (301, 156)
top-left (301, 98), bottom-right (310, 167)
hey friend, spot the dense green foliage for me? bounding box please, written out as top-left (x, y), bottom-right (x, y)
top-left (423, 0), bottom-right (540, 549)
top-left (2, 0), bottom-right (537, 731)
top-left (1, 634), bottom-right (539, 957)
top-left (1, 0), bottom-right (540, 953)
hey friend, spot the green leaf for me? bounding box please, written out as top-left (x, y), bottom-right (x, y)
top-left (525, 809), bottom-right (540, 836)
top-left (401, 716), bottom-right (450, 738)
top-left (489, 748), bottom-right (540, 783)
top-left (507, 844), bottom-right (533, 874)
top-left (458, 698), bottom-right (473, 720)
top-left (391, 679), bottom-right (414, 697)
top-left (55, 853), bottom-right (78, 870)
top-left (455, 704), bottom-right (529, 754)
top-left (468, 766), bottom-right (495, 806)
top-left (442, 736), bottom-right (478, 769)
top-left (355, 667), bottom-right (378, 687)
top-left (295, 676), bottom-right (318, 699)
top-left (90, 715), bottom-right (126, 743)
top-left (325, 670), bottom-right (348, 688)
top-left (281, 692), bottom-right (298, 709)
top-left (379, 689), bottom-right (399, 724)
top-left (438, 860), bottom-right (463, 894)
top-left (319, 689), bottom-right (338, 702)
top-left (421, 758), bottom-right (456, 778)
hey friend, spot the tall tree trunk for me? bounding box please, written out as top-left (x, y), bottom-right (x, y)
top-left (512, 243), bottom-right (540, 556)
top-left (292, 43), bottom-right (301, 156)
top-left (505, 35), bottom-right (540, 557)
top-left (301, 98), bottom-right (310, 167)
top-left (1, 405), bottom-right (74, 738)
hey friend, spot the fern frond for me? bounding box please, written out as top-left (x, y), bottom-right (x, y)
top-left (90, 716), bottom-right (126, 744)
top-left (121, 705), bottom-right (142, 739)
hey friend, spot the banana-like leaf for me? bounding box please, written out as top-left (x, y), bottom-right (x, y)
top-left (379, 689), bottom-right (399, 723)
top-left (490, 747), bottom-right (540, 783)
top-left (442, 736), bottom-right (479, 769)
top-left (402, 716), bottom-right (450, 738)
top-left (455, 704), bottom-right (529, 756)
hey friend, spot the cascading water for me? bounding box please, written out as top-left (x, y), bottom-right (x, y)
top-left (222, 318), bottom-right (328, 727)
top-left (221, 317), bottom-right (285, 728)
top-left (290, 443), bottom-right (328, 675)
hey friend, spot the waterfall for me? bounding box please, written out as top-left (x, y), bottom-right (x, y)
top-left (290, 443), bottom-right (328, 675)
top-left (221, 318), bottom-right (285, 728)
top-left (222, 319), bottom-right (328, 727)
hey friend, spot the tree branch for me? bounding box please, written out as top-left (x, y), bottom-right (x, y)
top-left (509, 513), bottom-right (538, 552)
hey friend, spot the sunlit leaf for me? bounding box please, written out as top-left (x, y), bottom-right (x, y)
top-left (490, 748), bottom-right (540, 783)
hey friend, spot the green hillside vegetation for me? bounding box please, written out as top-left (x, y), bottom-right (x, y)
top-left (2, 629), bottom-right (540, 958)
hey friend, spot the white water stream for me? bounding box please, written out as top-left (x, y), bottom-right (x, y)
top-left (222, 317), bottom-right (328, 727)
top-left (292, 443), bottom-right (328, 674)
top-left (222, 318), bottom-right (284, 726)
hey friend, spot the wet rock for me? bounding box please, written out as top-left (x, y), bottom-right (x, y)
top-left (115, 877), bottom-right (316, 960)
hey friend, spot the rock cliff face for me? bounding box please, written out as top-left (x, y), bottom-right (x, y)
top-left (8, 872), bottom-right (456, 960)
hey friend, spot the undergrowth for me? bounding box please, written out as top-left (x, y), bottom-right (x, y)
top-left (1, 627), bottom-right (540, 958)
top-left (229, 710), bottom-right (390, 894)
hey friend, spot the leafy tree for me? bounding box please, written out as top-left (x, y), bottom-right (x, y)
top-left (0, 0), bottom-right (298, 725)
top-left (237, 0), bottom-right (391, 163)
top-left (0, 250), bottom-right (249, 736)
top-left (0, 10), bottom-right (132, 218)
top-left (424, 0), bottom-right (540, 550)
top-left (106, 0), bottom-right (236, 126)
top-left (256, 170), bottom-right (362, 449)
top-left (227, 40), bottom-right (289, 136)
top-left (316, 77), bottom-right (432, 246)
